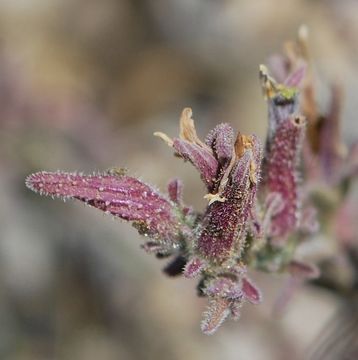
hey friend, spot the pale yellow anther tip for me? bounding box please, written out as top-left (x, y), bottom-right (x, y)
top-left (204, 193), bottom-right (226, 205)
top-left (259, 64), bottom-right (268, 74)
top-left (153, 131), bottom-right (174, 147)
top-left (181, 107), bottom-right (193, 118)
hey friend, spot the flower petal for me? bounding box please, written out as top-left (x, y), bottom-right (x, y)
top-left (26, 171), bottom-right (181, 243)
top-left (197, 135), bottom-right (262, 263)
top-left (173, 139), bottom-right (218, 190)
top-left (156, 108), bottom-right (219, 190)
top-left (264, 116), bottom-right (306, 240)
top-left (205, 123), bottom-right (234, 165)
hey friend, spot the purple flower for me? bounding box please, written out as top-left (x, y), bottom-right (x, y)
top-left (28, 28), bottom-right (355, 334)
top-left (27, 106), bottom-right (267, 334)
top-left (155, 108), bottom-right (219, 191)
top-left (265, 115), bottom-right (306, 240)
top-left (260, 65), bottom-right (306, 243)
top-left (196, 134), bottom-right (261, 263)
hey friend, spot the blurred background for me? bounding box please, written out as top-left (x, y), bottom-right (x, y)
top-left (0, 0), bottom-right (358, 359)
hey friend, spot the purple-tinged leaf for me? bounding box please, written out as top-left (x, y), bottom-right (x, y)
top-left (183, 257), bottom-right (206, 278)
top-left (201, 298), bottom-right (231, 335)
top-left (26, 171), bottom-right (181, 243)
top-left (205, 123), bottom-right (234, 165)
top-left (242, 277), bottom-right (262, 305)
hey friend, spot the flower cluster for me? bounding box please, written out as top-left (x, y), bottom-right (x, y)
top-left (26, 28), bottom-right (358, 334)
